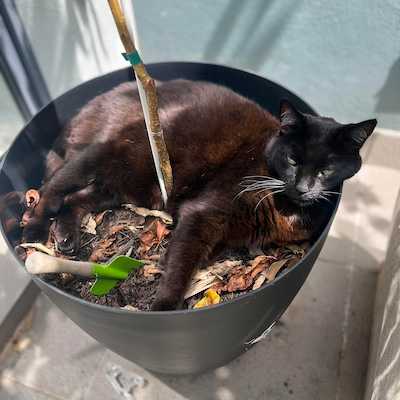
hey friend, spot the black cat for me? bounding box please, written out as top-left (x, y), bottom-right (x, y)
top-left (18, 79), bottom-right (376, 310)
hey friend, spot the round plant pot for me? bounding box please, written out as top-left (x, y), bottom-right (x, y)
top-left (0, 62), bottom-right (340, 375)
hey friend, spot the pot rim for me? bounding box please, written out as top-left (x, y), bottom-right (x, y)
top-left (0, 61), bottom-right (342, 316)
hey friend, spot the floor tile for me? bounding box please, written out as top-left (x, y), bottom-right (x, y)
top-left (0, 378), bottom-right (59, 400)
top-left (83, 352), bottom-right (187, 400)
top-left (0, 295), bottom-right (106, 400)
top-left (79, 259), bottom-right (374, 400)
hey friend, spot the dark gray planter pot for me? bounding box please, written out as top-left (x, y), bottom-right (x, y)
top-left (0, 62), bottom-right (340, 374)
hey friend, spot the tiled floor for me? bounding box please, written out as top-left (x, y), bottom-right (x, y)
top-left (0, 131), bottom-right (399, 400)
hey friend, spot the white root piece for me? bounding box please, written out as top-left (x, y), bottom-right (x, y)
top-left (19, 243), bottom-right (55, 256)
top-left (25, 252), bottom-right (93, 277)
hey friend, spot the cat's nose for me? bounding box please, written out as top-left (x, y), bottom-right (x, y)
top-left (295, 181), bottom-right (310, 194)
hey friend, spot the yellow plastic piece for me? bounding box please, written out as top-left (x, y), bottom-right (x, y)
top-left (193, 289), bottom-right (221, 309)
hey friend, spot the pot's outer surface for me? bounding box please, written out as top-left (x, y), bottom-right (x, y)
top-left (0, 63), bottom-right (340, 374)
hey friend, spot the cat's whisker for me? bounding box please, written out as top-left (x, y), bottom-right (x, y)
top-left (235, 185), bottom-right (281, 200)
top-left (254, 189), bottom-right (285, 212)
top-left (235, 175), bottom-right (286, 201)
top-left (243, 175), bottom-right (285, 184)
top-left (239, 182), bottom-right (284, 190)
top-left (236, 181), bottom-right (285, 195)
top-left (240, 178), bottom-right (283, 184)
top-left (241, 179), bottom-right (285, 187)
top-left (245, 183), bottom-right (285, 192)
top-left (239, 180), bottom-right (285, 188)
top-left (252, 187), bottom-right (278, 197)
top-left (319, 194), bottom-right (333, 205)
top-left (322, 190), bottom-right (341, 196)
top-left (241, 179), bottom-right (285, 186)
top-left (247, 184), bottom-right (284, 194)
top-left (234, 185), bottom-right (262, 200)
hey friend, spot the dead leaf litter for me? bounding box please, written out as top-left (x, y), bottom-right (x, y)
top-left (17, 205), bottom-right (309, 311)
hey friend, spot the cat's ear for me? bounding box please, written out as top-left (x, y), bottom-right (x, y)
top-left (279, 100), bottom-right (303, 133)
top-left (341, 119), bottom-right (377, 149)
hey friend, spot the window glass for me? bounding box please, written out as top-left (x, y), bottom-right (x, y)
top-left (0, 73), bottom-right (24, 154)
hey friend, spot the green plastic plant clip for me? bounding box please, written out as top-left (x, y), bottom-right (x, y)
top-left (90, 255), bottom-right (143, 296)
top-left (122, 50), bottom-right (142, 65)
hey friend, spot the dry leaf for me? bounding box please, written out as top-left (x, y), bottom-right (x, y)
top-left (286, 256), bottom-right (301, 269)
top-left (286, 244), bottom-right (305, 256)
top-left (265, 259), bottom-right (289, 282)
top-left (89, 237), bottom-right (116, 262)
top-left (143, 264), bottom-right (162, 278)
top-left (109, 224), bottom-right (128, 235)
top-left (95, 210), bottom-right (110, 225)
top-left (244, 255), bottom-right (269, 275)
top-left (125, 225), bottom-right (140, 233)
top-left (226, 274), bottom-right (253, 292)
top-left (122, 305), bottom-right (138, 311)
top-left (252, 273), bottom-right (266, 290)
top-left (250, 263), bottom-right (268, 279)
top-left (185, 260), bottom-right (242, 299)
top-left (156, 220), bottom-right (170, 242)
top-left (185, 275), bottom-right (219, 299)
top-left (210, 281), bottom-right (225, 293)
top-left (193, 289), bottom-right (221, 309)
top-left (81, 213), bottom-right (97, 235)
top-left (195, 260), bottom-right (242, 280)
top-left (138, 219), bottom-right (169, 257)
top-left (123, 204), bottom-right (173, 225)
top-left (139, 230), bottom-right (157, 251)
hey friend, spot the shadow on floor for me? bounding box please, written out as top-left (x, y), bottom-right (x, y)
top-left (151, 235), bottom-right (379, 400)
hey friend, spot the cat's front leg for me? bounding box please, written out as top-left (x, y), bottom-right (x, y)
top-left (22, 145), bottom-right (104, 242)
top-left (152, 200), bottom-right (229, 311)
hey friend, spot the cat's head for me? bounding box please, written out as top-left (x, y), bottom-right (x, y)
top-left (266, 100), bottom-right (377, 206)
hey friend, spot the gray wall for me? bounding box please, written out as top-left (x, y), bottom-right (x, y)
top-left (365, 191), bottom-right (400, 400)
top-left (15, 0), bottom-right (400, 130)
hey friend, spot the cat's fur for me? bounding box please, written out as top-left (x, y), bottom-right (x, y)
top-left (19, 79), bottom-right (376, 310)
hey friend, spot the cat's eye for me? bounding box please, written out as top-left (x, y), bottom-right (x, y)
top-left (318, 170), bottom-right (330, 178)
top-left (287, 156), bottom-right (297, 166)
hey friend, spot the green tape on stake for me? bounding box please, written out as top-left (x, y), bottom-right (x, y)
top-left (122, 50), bottom-right (142, 65)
